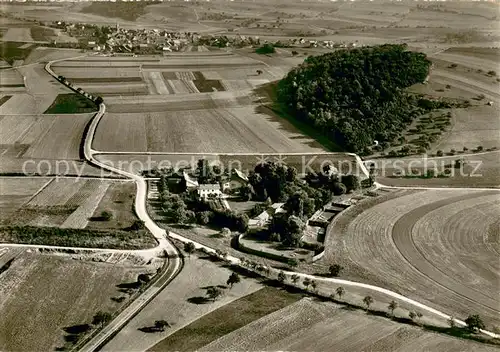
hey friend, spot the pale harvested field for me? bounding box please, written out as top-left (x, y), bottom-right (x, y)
top-left (1, 27), bottom-right (33, 42)
top-left (0, 93), bottom-right (55, 115)
top-left (78, 82), bottom-right (148, 96)
top-left (0, 113), bottom-right (93, 160)
top-left (102, 256), bottom-right (262, 352)
top-left (23, 47), bottom-right (83, 65)
top-left (168, 79), bottom-right (191, 94)
top-left (432, 106), bottom-right (500, 152)
top-left (0, 69), bottom-right (24, 87)
top-left (0, 250), bottom-right (147, 352)
top-left (53, 67), bottom-right (141, 79)
top-left (94, 107), bottom-right (325, 153)
top-left (201, 298), bottom-right (498, 352)
top-left (324, 189), bottom-right (500, 327)
top-left (147, 71), bottom-right (170, 95)
top-left (398, 9), bottom-right (497, 30)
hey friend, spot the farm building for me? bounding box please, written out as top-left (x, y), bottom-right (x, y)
top-left (222, 168), bottom-right (249, 192)
top-left (249, 210), bottom-right (270, 228)
top-left (198, 184), bottom-right (221, 199)
top-left (183, 171), bottom-right (199, 190)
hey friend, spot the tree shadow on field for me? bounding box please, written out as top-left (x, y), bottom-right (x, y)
top-left (138, 326), bottom-right (164, 333)
top-left (116, 281), bottom-right (141, 289)
top-left (187, 296), bottom-right (210, 304)
top-left (63, 324), bottom-right (91, 335)
top-left (201, 284), bottom-right (226, 290)
top-left (58, 323), bottom-right (92, 348)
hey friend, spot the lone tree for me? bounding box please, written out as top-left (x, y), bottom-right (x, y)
top-left (388, 300), bottom-right (398, 317)
top-left (291, 274), bottom-right (299, 284)
top-left (92, 311), bottom-right (112, 328)
top-left (277, 271), bottom-right (286, 284)
top-left (336, 287), bottom-right (345, 300)
top-left (154, 320), bottom-right (171, 331)
top-left (184, 242), bottom-right (196, 257)
top-left (303, 277), bottom-right (311, 290)
top-left (329, 264), bottom-right (343, 277)
top-left (207, 286), bottom-right (223, 302)
top-left (465, 314), bottom-right (485, 333)
top-left (363, 296), bottom-right (374, 311)
top-left (100, 210), bottom-right (112, 221)
top-left (310, 280), bottom-right (317, 292)
top-left (226, 272), bottom-right (241, 288)
top-left (409, 311), bottom-right (417, 321)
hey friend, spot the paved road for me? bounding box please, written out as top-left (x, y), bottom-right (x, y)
top-left (45, 58), bottom-right (184, 352)
top-left (43, 55), bottom-right (500, 344)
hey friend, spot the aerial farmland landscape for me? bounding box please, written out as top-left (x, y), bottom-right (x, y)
top-left (0, 0), bottom-right (499, 351)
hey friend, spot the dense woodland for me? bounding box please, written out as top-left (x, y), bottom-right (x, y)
top-left (277, 44), bottom-right (433, 153)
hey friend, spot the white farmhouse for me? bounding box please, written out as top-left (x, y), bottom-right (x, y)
top-left (198, 184), bottom-right (221, 199)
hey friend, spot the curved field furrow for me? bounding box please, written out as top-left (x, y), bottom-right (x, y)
top-left (412, 194), bottom-right (500, 296)
top-left (327, 189), bottom-right (500, 325)
top-left (392, 191), bottom-right (500, 315)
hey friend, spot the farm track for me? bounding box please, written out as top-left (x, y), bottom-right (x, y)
top-left (1, 50), bottom-right (496, 350)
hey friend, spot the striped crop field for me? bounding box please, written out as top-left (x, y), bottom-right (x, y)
top-left (0, 113), bottom-right (93, 160)
top-left (94, 107), bottom-right (326, 154)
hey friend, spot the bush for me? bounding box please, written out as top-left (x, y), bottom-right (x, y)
top-left (256, 43), bottom-right (275, 54)
top-left (332, 182), bottom-right (347, 196)
top-left (436, 150), bottom-right (444, 157)
top-left (100, 211), bottom-right (113, 221)
top-left (465, 314), bottom-right (485, 332)
top-left (329, 264), bottom-right (343, 277)
top-left (487, 70), bottom-right (496, 76)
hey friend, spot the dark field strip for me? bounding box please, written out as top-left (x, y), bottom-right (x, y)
top-left (44, 93), bottom-right (98, 114)
top-left (142, 63), bottom-right (262, 70)
top-left (0, 84), bottom-right (24, 88)
top-left (161, 71), bottom-right (177, 80)
top-left (0, 225), bottom-right (157, 250)
top-left (192, 71), bottom-right (225, 92)
top-left (148, 286), bottom-right (301, 352)
top-left (0, 95), bottom-right (12, 106)
top-left (67, 77), bottom-right (143, 83)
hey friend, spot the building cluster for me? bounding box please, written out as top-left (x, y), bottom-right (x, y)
top-left (164, 168), bottom-right (249, 200)
top-left (48, 20), bottom-right (360, 54)
top-left (51, 21), bottom-right (194, 53)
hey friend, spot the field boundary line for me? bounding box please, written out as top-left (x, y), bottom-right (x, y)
top-left (23, 177), bottom-right (54, 205)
